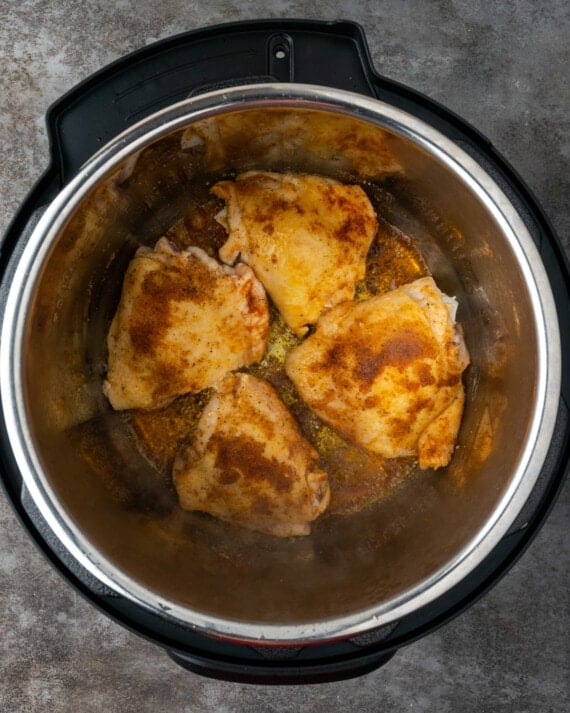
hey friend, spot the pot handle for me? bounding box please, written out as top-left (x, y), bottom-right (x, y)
top-left (44, 19), bottom-right (380, 184)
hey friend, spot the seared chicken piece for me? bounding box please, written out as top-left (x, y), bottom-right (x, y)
top-left (285, 276), bottom-right (470, 469)
top-left (104, 238), bottom-right (269, 410)
top-left (173, 373), bottom-right (330, 536)
top-left (212, 171), bottom-right (378, 336)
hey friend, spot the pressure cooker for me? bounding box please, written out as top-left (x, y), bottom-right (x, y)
top-left (1, 20), bottom-right (568, 683)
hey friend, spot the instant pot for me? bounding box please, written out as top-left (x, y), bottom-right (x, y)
top-left (1, 20), bottom-right (568, 683)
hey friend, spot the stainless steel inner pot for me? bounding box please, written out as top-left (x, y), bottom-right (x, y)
top-left (0, 84), bottom-right (561, 643)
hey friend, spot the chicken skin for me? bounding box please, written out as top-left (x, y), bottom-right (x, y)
top-left (173, 372), bottom-right (330, 536)
top-left (104, 238), bottom-right (269, 410)
top-left (212, 171), bottom-right (378, 336)
top-left (285, 277), bottom-right (470, 469)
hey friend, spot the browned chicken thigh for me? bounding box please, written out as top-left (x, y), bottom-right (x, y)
top-left (212, 171), bottom-right (378, 336)
top-left (285, 277), bottom-right (470, 469)
top-left (173, 372), bottom-right (330, 536)
top-left (104, 238), bottom-right (269, 410)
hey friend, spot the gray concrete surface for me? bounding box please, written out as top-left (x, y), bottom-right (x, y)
top-left (1, 1), bottom-right (568, 711)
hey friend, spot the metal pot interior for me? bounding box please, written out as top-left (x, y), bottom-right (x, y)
top-left (8, 88), bottom-right (557, 639)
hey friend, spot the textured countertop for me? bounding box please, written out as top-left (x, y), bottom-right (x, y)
top-left (1, 2), bottom-right (568, 711)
